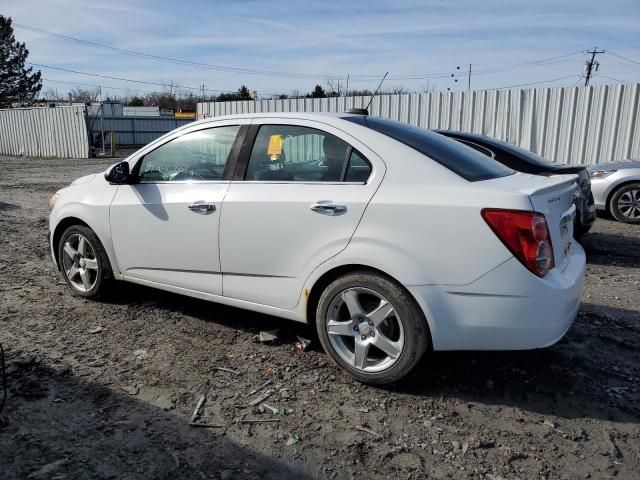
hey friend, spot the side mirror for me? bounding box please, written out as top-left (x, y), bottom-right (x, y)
top-left (105, 161), bottom-right (131, 184)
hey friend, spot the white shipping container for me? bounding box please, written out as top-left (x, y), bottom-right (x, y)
top-left (123, 106), bottom-right (160, 117)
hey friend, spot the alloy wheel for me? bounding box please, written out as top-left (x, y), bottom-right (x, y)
top-left (325, 287), bottom-right (405, 373)
top-left (62, 234), bottom-right (99, 293)
top-left (617, 189), bottom-right (640, 219)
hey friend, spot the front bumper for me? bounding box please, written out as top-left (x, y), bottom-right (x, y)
top-left (407, 242), bottom-right (586, 351)
top-left (48, 229), bottom-right (59, 269)
top-left (574, 190), bottom-right (597, 229)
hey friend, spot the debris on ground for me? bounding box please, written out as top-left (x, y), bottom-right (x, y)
top-left (248, 391), bottom-right (272, 407)
top-left (188, 394), bottom-right (206, 424)
top-left (214, 366), bottom-right (240, 375)
top-left (259, 403), bottom-right (292, 415)
top-left (285, 433), bottom-right (301, 446)
top-left (88, 326), bottom-right (103, 334)
top-left (354, 426), bottom-right (382, 438)
top-left (259, 330), bottom-right (279, 343)
top-left (259, 403), bottom-right (279, 414)
top-left (293, 336), bottom-right (311, 352)
top-left (244, 379), bottom-right (272, 398)
top-left (132, 349), bottom-right (148, 362)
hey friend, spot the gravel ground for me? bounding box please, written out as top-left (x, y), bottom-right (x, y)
top-left (0, 155), bottom-right (638, 480)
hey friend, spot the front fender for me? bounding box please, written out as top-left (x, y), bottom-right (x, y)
top-left (50, 199), bottom-right (120, 278)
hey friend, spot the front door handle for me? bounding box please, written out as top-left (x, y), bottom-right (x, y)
top-left (310, 201), bottom-right (347, 216)
top-left (188, 202), bottom-right (216, 214)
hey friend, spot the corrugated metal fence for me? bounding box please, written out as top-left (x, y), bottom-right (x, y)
top-left (0, 105), bottom-right (90, 158)
top-left (87, 115), bottom-right (193, 147)
top-left (197, 83), bottom-right (640, 165)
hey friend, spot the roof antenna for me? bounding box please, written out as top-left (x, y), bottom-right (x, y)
top-left (366, 71), bottom-right (388, 112)
top-left (346, 71), bottom-right (388, 115)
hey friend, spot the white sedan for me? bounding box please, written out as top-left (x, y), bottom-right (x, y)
top-left (49, 112), bottom-right (586, 384)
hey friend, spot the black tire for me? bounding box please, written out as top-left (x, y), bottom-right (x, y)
top-left (57, 224), bottom-right (112, 299)
top-left (609, 182), bottom-right (640, 224)
top-left (315, 271), bottom-right (430, 384)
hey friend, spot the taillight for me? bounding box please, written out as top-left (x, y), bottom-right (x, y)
top-left (481, 209), bottom-right (555, 277)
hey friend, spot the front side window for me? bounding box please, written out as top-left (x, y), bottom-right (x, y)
top-left (138, 125), bottom-right (240, 182)
top-left (246, 125), bottom-right (366, 182)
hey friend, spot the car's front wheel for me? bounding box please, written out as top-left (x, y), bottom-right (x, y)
top-left (316, 271), bottom-right (429, 384)
top-left (58, 224), bottom-right (112, 298)
top-left (610, 182), bottom-right (640, 224)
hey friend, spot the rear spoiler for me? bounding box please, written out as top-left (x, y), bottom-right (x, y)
top-left (516, 174), bottom-right (578, 196)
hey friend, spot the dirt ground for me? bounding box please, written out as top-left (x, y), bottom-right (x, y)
top-left (0, 155), bottom-right (638, 480)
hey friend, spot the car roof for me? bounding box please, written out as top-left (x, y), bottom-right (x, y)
top-left (197, 111), bottom-right (358, 124)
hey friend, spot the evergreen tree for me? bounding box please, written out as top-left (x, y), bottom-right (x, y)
top-left (310, 84), bottom-right (326, 98)
top-left (128, 96), bottom-right (144, 107)
top-left (0, 16), bottom-right (42, 107)
top-left (238, 85), bottom-right (251, 99)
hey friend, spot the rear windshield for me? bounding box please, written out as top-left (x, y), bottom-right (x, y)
top-left (482, 136), bottom-right (554, 168)
top-left (343, 116), bottom-right (513, 181)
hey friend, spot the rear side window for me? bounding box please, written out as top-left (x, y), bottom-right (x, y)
top-left (343, 116), bottom-right (512, 181)
top-left (245, 124), bottom-right (371, 183)
top-left (345, 150), bottom-right (372, 182)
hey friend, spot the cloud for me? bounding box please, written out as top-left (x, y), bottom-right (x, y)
top-left (2, 0), bottom-right (638, 96)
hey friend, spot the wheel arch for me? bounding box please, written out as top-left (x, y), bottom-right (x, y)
top-left (52, 216), bottom-right (114, 278)
top-left (606, 179), bottom-right (640, 212)
top-left (305, 263), bottom-right (434, 348)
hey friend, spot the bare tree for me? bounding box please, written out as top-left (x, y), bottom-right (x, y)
top-left (41, 87), bottom-right (62, 101)
top-left (67, 86), bottom-right (101, 103)
top-left (421, 81), bottom-right (437, 93)
top-left (390, 86), bottom-right (409, 94)
top-left (325, 77), bottom-right (344, 97)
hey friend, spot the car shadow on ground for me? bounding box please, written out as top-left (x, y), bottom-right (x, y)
top-left (581, 232), bottom-right (640, 268)
top-left (98, 282), bottom-right (639, 425)
top-left (0, 349), bottom-right (314, 479)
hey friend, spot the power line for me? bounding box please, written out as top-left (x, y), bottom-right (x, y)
top-left (490, 75), bottom-right (581, 90)
top-left (15, 22), bottom-right (338, 80)
top-left (606, 51), bottom-right (640, 66)
top-left (42, 78), bottom-right (175, 96)
top-left (29, 62), bottom-right (239, 93)
top-left (15, 22), bottom-right (586, 82)
top-left (595, 73), bottom-right (628, 83)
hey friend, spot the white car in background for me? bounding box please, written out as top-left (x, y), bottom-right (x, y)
top-left (48, 112), bottom-right (585, 384)
top-left (588, 160), bottom-right (640, 224)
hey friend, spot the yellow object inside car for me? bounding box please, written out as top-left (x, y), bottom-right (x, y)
top-left (267, 134), bottom-right (283, 161)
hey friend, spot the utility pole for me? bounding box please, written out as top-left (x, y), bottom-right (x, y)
top-left (584, 47), bottom-right (605, 86)
top-left (467, 63), bottom-right (472, 91)
top-left (201, 84), bottom-right (206, 103)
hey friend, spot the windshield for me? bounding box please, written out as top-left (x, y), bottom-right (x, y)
top-left (343, 116), bottom-right (513, 182)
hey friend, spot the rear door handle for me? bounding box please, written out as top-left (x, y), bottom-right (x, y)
top-left (310, 201), bottom-right (347, 216)
top-left (188, 202), bottom-right (216, 214)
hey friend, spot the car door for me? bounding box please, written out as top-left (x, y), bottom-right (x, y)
top-left (109, 121), bottom-right (248, 295)
top-left (219, 118), bottom-right (384, 309)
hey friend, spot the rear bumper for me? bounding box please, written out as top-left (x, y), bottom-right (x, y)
top-left (408, 242), bottom-right (585, 351)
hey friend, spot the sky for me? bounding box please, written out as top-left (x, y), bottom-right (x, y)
top-left (1, 0), bottom-right (639, 99)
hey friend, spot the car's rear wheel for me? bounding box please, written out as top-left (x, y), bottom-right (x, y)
top-left (316, 271), bottom-right (429, 384)
top-left (610, 182), bottom-right (640, 224)
top-left (58, 225), bottom-right (111, 298)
